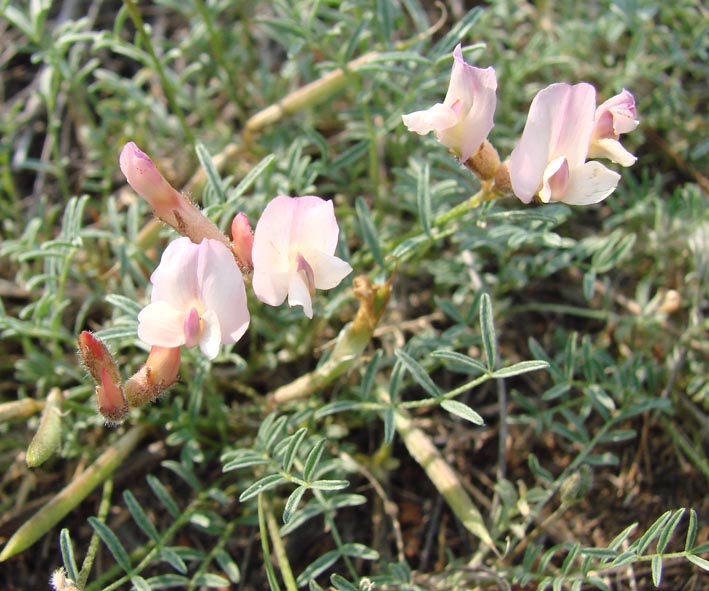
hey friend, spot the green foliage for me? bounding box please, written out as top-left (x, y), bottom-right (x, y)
top-left (0, 0), bottom-right (706, 589)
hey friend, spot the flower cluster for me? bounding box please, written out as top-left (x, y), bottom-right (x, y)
top-left (79, 143), bottom-right (351, 422)
top-left (81, 45), bottom-right (638, 424)
top-left (403, 44), bottom-right (639, 205)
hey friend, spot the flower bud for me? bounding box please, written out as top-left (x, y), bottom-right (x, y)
top-left (119, 142), bottom-right (233, 250)
top-left (77, 331), bottom-right (128, 423)
top-left (119, 142), bottom-right (185, 221)
top-left (231, 212), bottom-right (254, 272)
top-left (125, 346), bottom-right (181, 408)
top-left (96, 368), bottom-right (129, 424)
top-left (77, 331), bottom-right (121, 391)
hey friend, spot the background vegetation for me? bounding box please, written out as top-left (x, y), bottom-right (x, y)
top-left (0, 0), bottom-right (707, 589)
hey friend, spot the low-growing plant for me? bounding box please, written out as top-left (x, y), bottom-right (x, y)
top-left (0, 1), bottom-right (706, 590)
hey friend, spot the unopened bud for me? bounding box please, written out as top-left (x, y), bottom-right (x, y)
top-left (119, 142), bottom-right (233, 250)
top-left (119, 142), bottom-right (184, 222)
top-left (231, 212), bottom-right (254, 271)
top-left (77, 331), bottom-right (121, 390)
top-left (97, 367), bottom-right (129, 424)
top-left (77, 332), bottom-right (129, 424)
top-left (125, 346), bottom-right (181, 408)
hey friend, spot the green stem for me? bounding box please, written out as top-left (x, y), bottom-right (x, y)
top-left (264, 497), bottom-right (298, 591)
top-left (433, 188), bottom-right (493, 227)
top-left (122, 0), bottom-right (195, 145)
top-left (258, 494), bottom-right (283, 591)
top-left (289, 457), bottom-right (360, 583)
top-left (78, 478), bottom-right (114, 588)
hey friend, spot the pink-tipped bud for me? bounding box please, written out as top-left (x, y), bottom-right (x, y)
top-left (125, 346), bottom-right (181, 408)
top-left (119, 142), bottom-right (235, 250)
top-left (78, 331), bottom-right (121, 387)
top-left (96, 367), bottom-right (129, 424)
top-left (119, 142), bottom-right (184, 220)
top-left (231, 212), bottom-right (254, 271)
top-left (78, 331), bottom-right (128, 423)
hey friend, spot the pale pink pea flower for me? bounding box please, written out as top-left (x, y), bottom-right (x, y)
top-left (138, 237), bottom-right (250, 360)
top-left (509, 82), bottom-right (622, 206)
top-left (588, 89), bottom-right (639, 167)
top-left (402, 44), bottom-right (497, 162)
top-left (252, 195), bottom-right (352, 319)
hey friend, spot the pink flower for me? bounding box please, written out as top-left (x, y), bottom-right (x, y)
top-left (252, 195), bottom-right (352, 318)
top-left (509, 82), bottom-right (621, 205)
top-left (588, 89), bottom-right (639, 166)
top-left (402, 44), bottom-right (497, 161)
top-left (138, 237), bottom-right (250, 359)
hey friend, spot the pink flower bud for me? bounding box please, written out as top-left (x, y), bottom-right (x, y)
top-left (231, 212), bottom-right (254, 271)
top-left (77, 331), bottom-right (121, 388)
top-left (119, 142), bottom-right (234, 250)
top-left (119, 142), bottom-right (184, 221)
top-left (96, 367), bottom-right (129, 424)
top-left (77, 331), bottom-right (128, 423)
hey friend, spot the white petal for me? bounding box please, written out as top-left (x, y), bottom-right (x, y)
top-left (539, 156), bottom-right (569, 203)
top-left (402, 103), bottom-right (458, 135)
top-left (547, 83), bottom-right (596, 168)
top-left (287, 272), bottom-right (313, 318)
top-left (587, 138), bottom-right (637, 167)
top-left (561, 161), bottom-right (621, 205)
top-left (138, 301), bottom-right (186, 347)
top-left (306, 250), bottom-right (353, 290)
top-left (253, 268), bottom-right (290, 307)
top-left (198, 309), bottom-right (222, 359)
top-left (252, 196), bottom-right (297, 306)
top-left (197, 239), bottom-right (250, 344)
top-left (150, 237), bottom-right (200, 308)
top-left (293, 197), bottom-right (341, 255)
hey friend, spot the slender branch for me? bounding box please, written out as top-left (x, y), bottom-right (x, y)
top-left (264, 496), bottom-right (298, 591)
